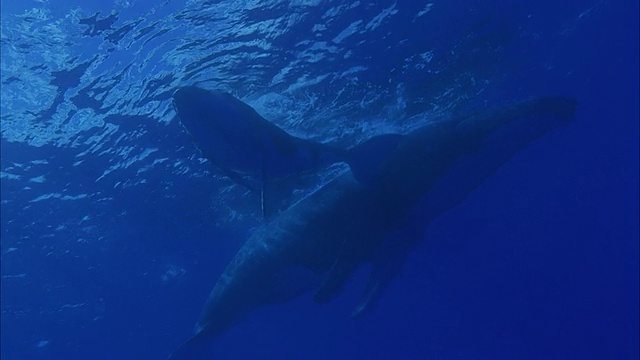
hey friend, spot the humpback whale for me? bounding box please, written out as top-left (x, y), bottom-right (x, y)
top-left (169, 96), bottom-right (576, 359)
top-left (172, 86), bottom-right (395, 216)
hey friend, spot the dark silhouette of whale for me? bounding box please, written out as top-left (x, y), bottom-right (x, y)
top-left (169, 96), bottom-right (576, 359)
top-left (172, 86), bottom-right (400, 216)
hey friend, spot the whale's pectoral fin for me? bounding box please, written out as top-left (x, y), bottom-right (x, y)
top-left (350, 253), bottom-right (408, 318)
top-left (351, 254), bottom-right (409, 318)
top-left (351, 222), bottom-right (425, 317)
top-left (351, 275), bottom-right (382, 318)
top-left (313, 251), bottom-right (358, 304)
top-left (168, 331), bottom-right (213, 360)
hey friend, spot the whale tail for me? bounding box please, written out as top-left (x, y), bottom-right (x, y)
top-left (168, 332), bottom-right (213, 360)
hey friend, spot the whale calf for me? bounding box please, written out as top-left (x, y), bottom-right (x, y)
top-left (172, 86), bottom-right (398, 216)
top-left (169, 96), bottom-right (576, 359)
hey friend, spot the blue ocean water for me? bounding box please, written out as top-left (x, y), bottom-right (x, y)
top-left (1, 0), bottom-right (638, 359)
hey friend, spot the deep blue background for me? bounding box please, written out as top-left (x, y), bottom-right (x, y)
top-left (1, 1), bottom-right (638, 359)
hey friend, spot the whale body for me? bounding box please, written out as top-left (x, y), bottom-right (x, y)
top-left (173, 87), bottom-right (346, 187)
top-left (169, 96), bottom-right (576, 359)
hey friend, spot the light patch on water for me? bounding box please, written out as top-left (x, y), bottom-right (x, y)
top-left (284, 73), bottom-right (330, 93)
top-left (77, 237), bottom-right (94, 244)
top-left (2, 273), bottom-right (27, 279)
top-left (4, 247), bottom-right (19, 254)
top-left (420, 50), bottom-right (434, 63)
top-left (0, 172), bottom-right (21, 180)
top-left (339, 66), bottom-right (368, 79)
top-left (62, 108), bottom-right (103, 133)
top-left (162, 265), bottom-right (187, 282)
top-left (332, 20), bottom-right (362, 43)
top-left (137, 157), bottom-right (169, 175)
top-left (36, 340), bottom-right (49, 348)
top-left (416, 3), bottom-right (435, 18)
top-left (248, 92), bottom-right (293, 121)
top-left (289, 0), bottom-right (322, 7)
top-left (30, 193), bottom-right (88, 203)
top-left (364, 2), bottom-right (398, 31)
top-left (59, 303), bottom-right (86, 310)
top-left (96, 147), bottom-right (158, 182)
top-left (311, 23), bottom-right (326, 32)
top-left (29, 175), bottom-right (46, 183)
top-left (270, 65), bottom-right (294, 86)
top-left (18, 8), bottom-right (51, 21)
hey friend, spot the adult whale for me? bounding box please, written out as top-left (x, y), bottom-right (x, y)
top-left (169, 96), bottom-right (576, 359)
